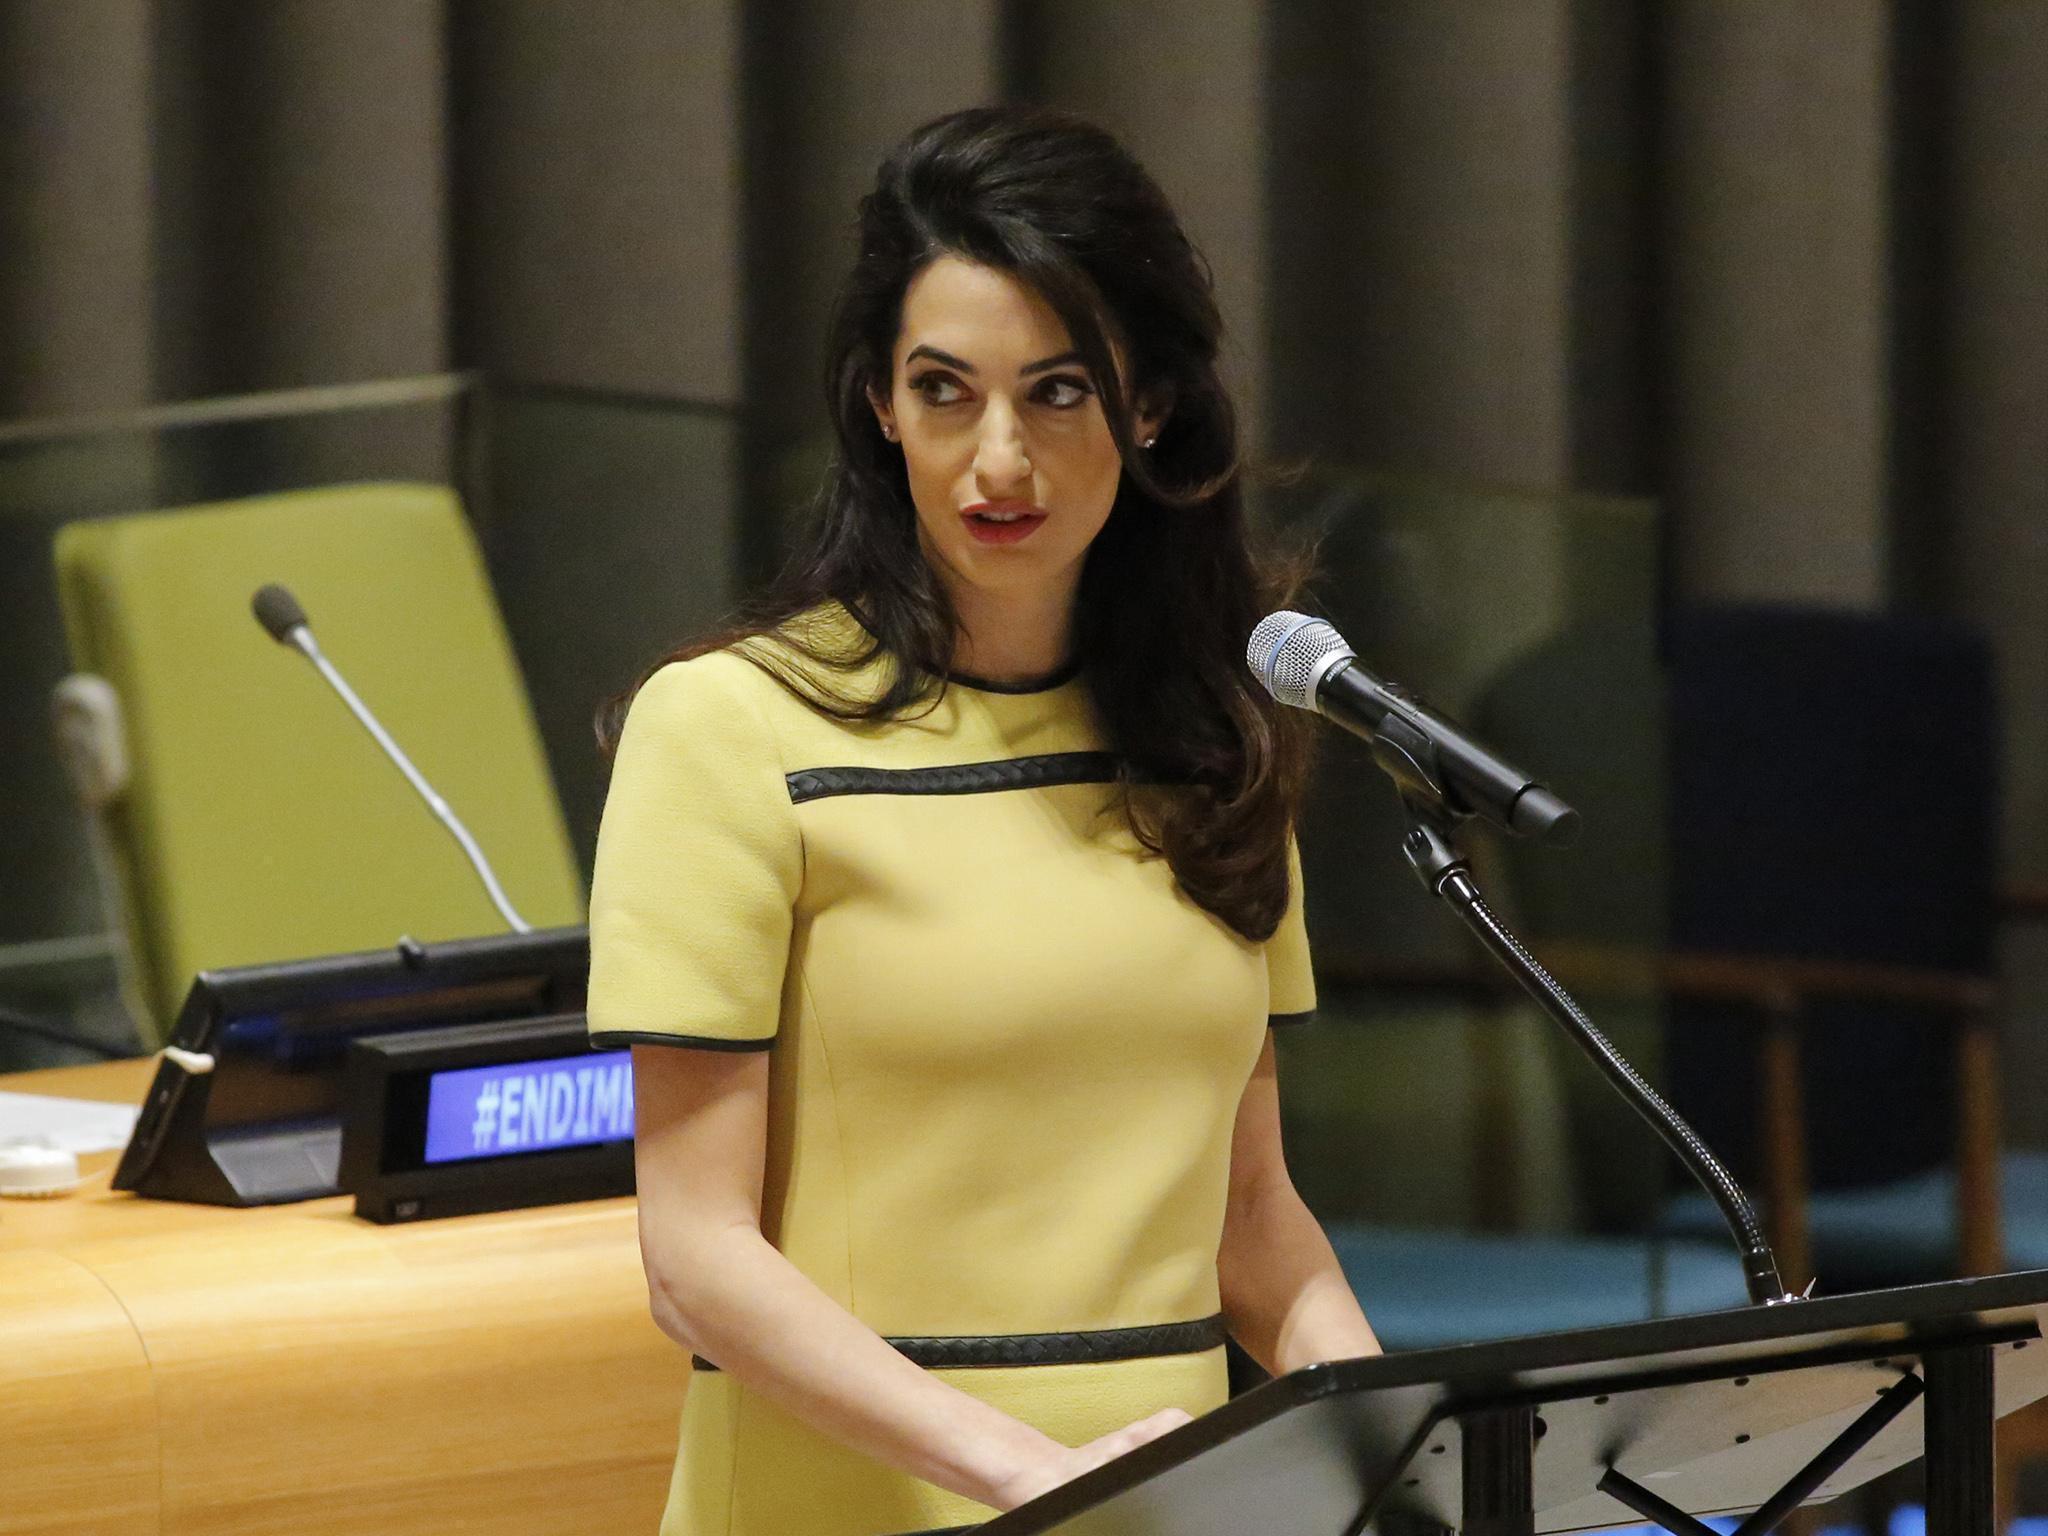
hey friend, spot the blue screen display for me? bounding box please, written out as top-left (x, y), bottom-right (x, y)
top-left (422, 1051), bottom-right (635, 1164)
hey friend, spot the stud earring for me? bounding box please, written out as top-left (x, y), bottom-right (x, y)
top-left (1143, 435), bottom-right (1158, 449)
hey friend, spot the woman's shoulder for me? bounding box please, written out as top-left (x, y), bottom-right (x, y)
top-left (731, 600), bottom-right (896, 707)
top-left (633, 602), bottom-right (892, 723)
top-left (630, 647), bottom-right (773, 716)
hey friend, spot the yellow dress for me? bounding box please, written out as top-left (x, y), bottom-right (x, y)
top-left (587, 611), bottom-right (1315, 1536)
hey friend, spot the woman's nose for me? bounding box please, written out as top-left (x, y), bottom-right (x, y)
top-left (973, 403), bottom-right (1031, 487)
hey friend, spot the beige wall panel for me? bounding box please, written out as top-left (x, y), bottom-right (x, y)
top-left (757, 0), bottom-right (1002, 365)
top-left (453, 0), bottom-right (743, 400)
top-left (1024, 0), bottom-right (1272, 451)
top-left (1564, 0), bottom-right (1657, 496)
top-left (245, 2), bottom-right (449, 387)
top-left (482, 394), bottom-right (743, 875)
top-left (1340, 4), bottom-right (1575, 491)
top-left (0, 0), bottom-right (153, 416)
top-left (453, 3), bottom-right (748, 857)
top-left (0, 5), bottom-right (154, 957)
top-left (1661, 2), bottom-right (1890, 606)
top-left (1946, 5), bottom-right (2048, 871)
top-left (152, 1), bottom-right (447, 399)
top-left (1944, 7), bottom-right (2048, 1142)
top-left (741, 0), bottom-right (1001, 557)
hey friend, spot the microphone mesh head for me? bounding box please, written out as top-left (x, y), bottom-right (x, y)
top-left (1246, 610), bottom-right (1353, 709)
top-left (251, 583), bottom-right (309, 643)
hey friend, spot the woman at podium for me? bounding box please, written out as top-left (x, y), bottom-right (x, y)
top-left (587, 105), bottom-right (1381, 1535)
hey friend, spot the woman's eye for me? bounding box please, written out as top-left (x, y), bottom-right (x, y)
top-left (910, 372), bottom-right (966, 406)
top-left (1035, 375), bottom-right (1093, 409)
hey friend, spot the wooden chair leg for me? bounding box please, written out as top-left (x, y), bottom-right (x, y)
top-left (1758, 1002), bottom-right (1812, 1294)
top-left (1957, 1011), bottom-right (2009, 1530)
top-left (1956, 1014), bottom-right (2003, 1279)
top-left (1996, 1396), bottom-right (2048, 1535)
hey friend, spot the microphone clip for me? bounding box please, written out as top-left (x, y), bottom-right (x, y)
top-left (1398, 811), bottom-right (1468, 899)
top-left (1367, 714), bottom-right (1475, 898)
top-left (1366, 711), bottom-right (1463, 819)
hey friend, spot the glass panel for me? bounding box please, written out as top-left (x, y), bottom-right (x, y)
top-left (1262, 468), bottom-right (1667, 1233)
top-left (475, 385), bottom-right (743, 879)
top-left (0, 380), bottom-right (740, 1066)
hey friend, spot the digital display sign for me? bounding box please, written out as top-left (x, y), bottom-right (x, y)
top-left (422, 1050), bottom-right (634, 1165)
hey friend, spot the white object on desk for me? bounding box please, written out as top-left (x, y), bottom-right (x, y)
top-left (0, 1089), bottom-right (140, 1155)
top-left (0, 1143), bottom-right (85, 1196)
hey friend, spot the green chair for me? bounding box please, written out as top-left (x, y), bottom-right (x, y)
top-left (53, 482), bottom-right (586, 1043)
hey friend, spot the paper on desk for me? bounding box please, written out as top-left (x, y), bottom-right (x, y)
top-left (0, 1090), bottom-right (140, 1155)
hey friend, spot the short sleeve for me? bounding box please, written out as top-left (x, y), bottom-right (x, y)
top-left (1265, 833), bottom-right (1317, 1027)
top-left (586, 655), bottom-right (802, 1050)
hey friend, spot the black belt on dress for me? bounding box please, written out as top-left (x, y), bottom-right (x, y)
top-left (689, 1313), bottom-right (1228, 1373)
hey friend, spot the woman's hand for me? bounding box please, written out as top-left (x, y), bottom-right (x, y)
top-left (986, 1407), bottom-right (1194, 1512)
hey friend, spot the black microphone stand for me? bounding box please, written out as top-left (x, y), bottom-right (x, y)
top-left (1362, 725), bottom-right (1798, 1309)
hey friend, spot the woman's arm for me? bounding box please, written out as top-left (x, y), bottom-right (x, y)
top-left (632, 1044), bottom-right (1189, 1512)
top-left (1217, 1033), bottom-right (1382, 1374)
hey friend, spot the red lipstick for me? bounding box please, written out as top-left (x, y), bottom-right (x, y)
top-left (960, 500), bottom-right (1048, 545)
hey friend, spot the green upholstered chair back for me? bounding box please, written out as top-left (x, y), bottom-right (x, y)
top-left (54, 483), bottom-right (585, 1041)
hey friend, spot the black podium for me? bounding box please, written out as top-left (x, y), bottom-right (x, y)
top-left (983, 1270), bottom-right (2048, 1536)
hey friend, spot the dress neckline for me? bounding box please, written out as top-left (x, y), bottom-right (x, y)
top-left (944, 657), bottom-right (1084, 696)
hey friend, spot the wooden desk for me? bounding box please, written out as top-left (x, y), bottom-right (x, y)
top-left (1, 1059), bottom-right (684, 1535)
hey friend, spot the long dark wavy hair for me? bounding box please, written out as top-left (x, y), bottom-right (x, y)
top-left (603, 105), bottom-right (1315, 942)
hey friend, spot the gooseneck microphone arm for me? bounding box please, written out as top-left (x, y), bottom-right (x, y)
top-left (1400, 813), bottom-right (1791, 1306)
top-left (1248, 610), bottom-right (1795, 1308)
top-left (251, 584), bottom-right (532, 935)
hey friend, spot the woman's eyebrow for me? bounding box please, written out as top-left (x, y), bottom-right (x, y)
top-left (905, 344), bottom-right (975, 373)
top-left (903, 345), bottom-right (1083, 376)
top-left (1019, 350), bottom-right (1082, 376)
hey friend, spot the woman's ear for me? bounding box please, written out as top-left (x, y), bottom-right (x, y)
top-left (1135, 386), bottom-right (1174, 448)
top-left (867, 385), bottom-right (898, 444)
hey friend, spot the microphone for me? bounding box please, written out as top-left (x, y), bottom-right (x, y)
top-left (252, 583), bottom-right (311, 645)
top-left (1248, 610), bottom-right (1579, 845)
top-left (251, 583), bottom-right (533, 934)
top-left (1249, 608), bottom-right (1793, 1305)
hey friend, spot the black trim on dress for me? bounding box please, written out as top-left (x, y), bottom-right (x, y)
top-left (1268, 1010), bottom-right (1317, 1028)
top-left (944, 657), bottom-right (1083, 694)
top-left (786, 751), bottom-right (1123, 804)
top-left (690, 1313), bottom-right (1228, 1373)
top-left (588, 1030), bottom-right (776, 1052)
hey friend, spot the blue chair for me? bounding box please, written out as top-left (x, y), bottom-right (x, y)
top-left (1479, 604), bottom-right (2024, 1292)
top-left (1652, 605), bottom-right (2023, 1290)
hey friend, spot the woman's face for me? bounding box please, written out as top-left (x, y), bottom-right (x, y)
top-left (870, 255), bottom-right (1156, 615)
